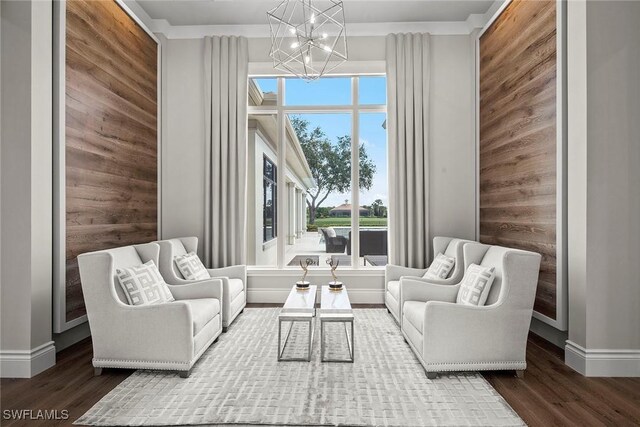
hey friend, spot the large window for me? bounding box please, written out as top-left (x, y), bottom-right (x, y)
top-left (263, 156), bottom-right (277, 243)
top-left (248, 76), bottom-right (387, 268)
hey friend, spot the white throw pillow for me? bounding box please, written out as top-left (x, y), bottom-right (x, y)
top-left (174, 252), bottom-right (210, 280)
top-left (116, 260), bottom-right (174, 306)
top-left (423, 253), bottom-right (455, 280)
top-left (456, 264), bottom-right (496, 306)
top-left (324, 227), bottom-right (337, 238)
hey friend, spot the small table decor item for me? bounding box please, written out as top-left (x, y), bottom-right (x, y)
top-left (326, 258), bottom-right (343, 291)
top-left (296, 258), bottom-right (313, 290)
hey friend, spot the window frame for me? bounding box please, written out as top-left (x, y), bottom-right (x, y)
top-left (262, 155), bottom-right (278, 243)
top-left (248, 75), bottom-right (387, 269)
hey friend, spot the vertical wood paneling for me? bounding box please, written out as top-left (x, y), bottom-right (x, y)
top-left (479, 0), bottom-right (558, 319)
top-left (65, 0), bottom-right (158, 321)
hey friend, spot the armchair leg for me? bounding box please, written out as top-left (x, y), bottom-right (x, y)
top-left (515, 370), bottom-right (525, 379)
top-left (179, 369), bottom-right (191, 378)
top-left (93, 367), bottom-right (103, 376)
top-left (426, 372), bottom-right (438, 380)
top-left (222, 326), bottom-right (228, 333)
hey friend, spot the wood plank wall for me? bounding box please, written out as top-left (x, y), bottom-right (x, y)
top-left (65, 0), bottom-right (158, 321)
top-left (479, 0), bottom-right (558, 319)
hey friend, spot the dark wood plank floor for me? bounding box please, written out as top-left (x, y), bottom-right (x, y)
top-left (2, 306), bottom-right (639, 426)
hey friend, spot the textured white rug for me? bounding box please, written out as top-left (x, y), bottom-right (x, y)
top-left (75, 308), bottom-right (524, 426)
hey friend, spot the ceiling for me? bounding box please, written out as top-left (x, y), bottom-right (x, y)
top-left (137, 0), bottom-right (496, 26)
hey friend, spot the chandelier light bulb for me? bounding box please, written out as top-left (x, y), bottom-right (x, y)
top-left (304, 55), bottom-right (311, 64)
top-left (291, 42), bottom-right (299, 49)
top-left (289, 26), bottom-right (296, 34)
top-left (322, 44), bottom-right (332, 52)
top-left (310, 13), bottom-right (315, 23)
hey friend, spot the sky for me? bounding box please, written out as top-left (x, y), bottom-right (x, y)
top-left (254, 77), bottom-right (388, 208)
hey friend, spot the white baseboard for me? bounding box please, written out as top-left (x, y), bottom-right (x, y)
top-left (530, 317), bottom-right (567, 349)
top-left (247, 287), bottom-right (384, 304)
top-left (0, 341), bottom-right (56, 378)
top-left (565, 340), bottom-right (640, 377)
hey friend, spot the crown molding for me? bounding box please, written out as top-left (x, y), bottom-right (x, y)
top-left (126, 0), bottom-right (504, 39)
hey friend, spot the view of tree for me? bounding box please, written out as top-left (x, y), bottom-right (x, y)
top-left (291, 116), bottom-right (376, 224)
top-left (370, 199), bottom-right (383, 217)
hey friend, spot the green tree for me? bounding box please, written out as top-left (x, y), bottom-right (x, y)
top-left (291, 116), bottom-right (376, 224)
top-left (371, 199), bottom-right (383, 217)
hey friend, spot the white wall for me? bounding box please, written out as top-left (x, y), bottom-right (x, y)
top-left (429, 35), bottom-right (476, 244)
top-left (0, 0), bottom-right (56, 378)
top-left (566, 0), bottom-right (640, 376)
top-left (161, 38), bottom-right (206, 258)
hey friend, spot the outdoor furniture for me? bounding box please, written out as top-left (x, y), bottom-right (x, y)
top-left (347, 230), bottom-right (388, 256)
top-left (364, 255), bottom-right (388, 266)
top-left (330, 254), bottom-right (351, 266)
top-left (278, 285), bottom-right (317, 361)
top-left (400, 243), bottom-right (541, 378)
top-left (320, 227), bottom-right (348, 253)
top-left (157, 237), bottom-right (246, 331)
top-left (77, 243), bottom-right (223, 378)
top-left (287, 255), bottom-right (320, 266)
top-left (320, 286), bottom-right (354, 363)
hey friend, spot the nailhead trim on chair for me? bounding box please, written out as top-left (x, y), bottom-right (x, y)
top-left (92, 359), bottom-right (192, 370)
top-left (427, 361), bottom-right (526, 367)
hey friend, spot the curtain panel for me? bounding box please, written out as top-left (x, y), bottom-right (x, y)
top-left (386, 33), bottom-right (431, 268)
top-left (203, 36), bottom-right (249, 268)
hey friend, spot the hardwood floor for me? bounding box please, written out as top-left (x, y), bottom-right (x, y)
top-left (2, 307), bottom-right (639, 426)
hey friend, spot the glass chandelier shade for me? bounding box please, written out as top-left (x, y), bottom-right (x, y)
top-left (268, 0), bottom-right (348, 81)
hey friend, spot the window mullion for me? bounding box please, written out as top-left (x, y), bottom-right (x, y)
top-left (351, 77), bottom-right (360, 269)
top-left (276, 77), bottom-right (286, 269)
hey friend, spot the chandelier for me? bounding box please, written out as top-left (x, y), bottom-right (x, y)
top-left (268, 0), bottom-right (348, 81)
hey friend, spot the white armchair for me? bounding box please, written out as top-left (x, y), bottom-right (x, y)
top-left (157, 237), bottom-right (247, 331)
top-left (400, 243), bottom-right (541, 378)
top-left (384, 237), bottom-right (472, 324)
top-left (77, 243), bottom-right (224, 378)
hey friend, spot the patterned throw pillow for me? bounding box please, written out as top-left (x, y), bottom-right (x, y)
top-left (423, 253), bottom-right (456, 280)
top-left (116, 260), bottom-right (174, 306)
top-left (456, 264), bottom-right (496, 306)
top-left (174, 252), bottom-right (210, 280)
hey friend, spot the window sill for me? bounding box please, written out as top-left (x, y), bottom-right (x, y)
top-left (247, 266), bottom-right (385, 277)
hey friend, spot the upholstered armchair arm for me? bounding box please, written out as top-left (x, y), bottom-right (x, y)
top-left (398, 275), bottom-right (460, 286)
top-left (91, 301), bottom-right (194, 364)
top-left (385, 264), bottom-right (429, 285)
top-left (400, 278), bottom-right (459, 305)
top-left (207, 265), bottom-right (246, 282)
top-left (421, 301), bottom-right (529, 369)
top-left (168, 278), bottom-right (223, 301)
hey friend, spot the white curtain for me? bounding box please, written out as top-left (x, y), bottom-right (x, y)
top-left (386, 33), bottom-right (431, 268)
top-left (203, 36), bottom-right (249, 268)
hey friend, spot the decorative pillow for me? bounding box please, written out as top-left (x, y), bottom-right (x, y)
top-left (174, 252), bottom-right (210, 280)
top-left (423, 253), bottom-right (455, 280)
top-left (324, 227), bottom-right (337, 238)
top-left (116, 260), bottom-right (174, 306)
top-left (456, 264), bottom-right (496, 306)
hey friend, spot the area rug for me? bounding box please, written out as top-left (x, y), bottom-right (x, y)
top-left (75, 308), bottom-right (524, 426)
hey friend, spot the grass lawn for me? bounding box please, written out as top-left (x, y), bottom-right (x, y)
top-left (313, 217), bottom-right (388, 227)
